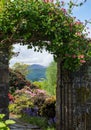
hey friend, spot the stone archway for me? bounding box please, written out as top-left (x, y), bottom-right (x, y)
top-left (0, 0), bottom-right (91, 130)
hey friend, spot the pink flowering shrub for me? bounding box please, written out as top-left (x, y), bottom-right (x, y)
top-left (9, 93), bottom-right (33, 114)
top-left (9, 86), bottom-right (49, 115)
top-left (32, 89), bottom-right (48, 115)
top-left (9, 85), bottom-right (57, 120)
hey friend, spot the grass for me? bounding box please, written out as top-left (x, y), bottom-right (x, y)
top-left (20, 114), bottom-right (55, 130)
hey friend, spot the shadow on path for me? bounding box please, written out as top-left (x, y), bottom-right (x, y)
top-left (9, 114), bottom-right (41, 130)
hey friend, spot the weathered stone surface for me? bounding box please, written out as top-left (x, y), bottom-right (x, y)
top-left (9, 118), bottom-right (41, 130)
top-left (0, 83), bottom-right (9, 93)
top-left (0, 68), bottom-right (9, 83)
top-left (0, 64), bottom-right (9, 119)
top-left (0, 95), bottom-right (9, 107)
top-left (0, 108), bottom-right (9, 119)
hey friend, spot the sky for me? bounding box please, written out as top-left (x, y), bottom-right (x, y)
top-left (9, 0), bottom-right (91, 67)
top-left (9, 44), bottom-right (53, 67)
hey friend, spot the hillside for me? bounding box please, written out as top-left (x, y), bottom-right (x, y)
top-left (26, 64), bottom-right (46, 81)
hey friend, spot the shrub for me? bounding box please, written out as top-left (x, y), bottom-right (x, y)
top-left (40, 96), bottom-right (56, 119)
top-left (9, 86), bottom-right (48, 115)
top-left (32, 89), bottom-right (48, 115)
top-left (40, 96), bottom-right (56, 127)
top-left (21, 107), bottom-right (39, 117)
top-left (9, 86), bottom-right (56, 128)
top-left (33, 89), bottom-right (48, 105)
top-left (9, 69), bottom-right (39, 94)
top-left (9, 69), bottom-right (27, 93)
top-left (9, 93), bottom-right (33, 114)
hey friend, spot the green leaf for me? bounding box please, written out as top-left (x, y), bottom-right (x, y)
top-left (0, 114), bottom-right (5, 119)
top-left (5, 120), bottom-right (16, 125)
top-left (6, 127), bottom-right (10, 130)
top-left (0, 122), bottom-right (6, 128)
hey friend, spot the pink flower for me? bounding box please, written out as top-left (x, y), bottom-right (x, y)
top-left (78, 54), bottom-right (84, 59)
top-left (75, 21), bottom-right (82, 25)
top-left (30, 93), bottom-right (36, 97)
top-left (75, 32), bottom-right (82, 36)
top-left (80, 60), bottom-right (86, 63)
top-left (25, 90), bottom-right (32, 94)
top-left (43, 0), bottom-right (53, 3)
top-left (35, 89), bottom-right (46, 94)
top-left (61, 8), bottom-right (67, 14)
top-left (72, 54), bottom-right (77, 58)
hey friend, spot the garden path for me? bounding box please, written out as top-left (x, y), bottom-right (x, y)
top-left (9, 114), bottom-right (41, 130)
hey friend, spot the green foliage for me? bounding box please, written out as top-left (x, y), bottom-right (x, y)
top-left (9, 69), bottom-right (28, 93)
top-left (46, 128), bottom-right (55, 130)
top-left (33, 62), bottom-right (57, 96)
top-left (21, 114), bottom-right (55, 129)
top-left (9, 104), bottom-right (16, 114)
top-left (9, 68), bottom-right (40, 93)
top-left (9, 86), bottom-right (48, 115)
top-left (40, 96), bottom-right (56, 119)
top-left (12, 62), bottom-right (30, 76)
top-left (0, 114), bottom-right (15, 130)
top-left (33, 89), bottom-right (47, 106)
top-left (9, 93), bottom-right (33, 114)
top-left (33, 80), bottom-right (48, 92)
top-left (45, 61), bottom-right (57, 95)
top-left (33, 81), bottom-right (43, 89)
top-left (0, 0), bottom-right (91, 71)
top-left (21, 115), bottom-right (48, 129)
top-left (9, 86), bottom-right (56, 129)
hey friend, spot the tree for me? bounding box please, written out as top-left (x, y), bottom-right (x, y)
top-left (45, 61), bottom-right (57, 95)
top-left (11, 62), bottom-right (30, 76)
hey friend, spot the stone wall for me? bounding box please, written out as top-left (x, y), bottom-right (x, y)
top-left (0, 51), bottom-right (9, 119)
top-left (56, 60), bottom-right (91, 130)
top-left (0, 65), bottom-right (9, 119)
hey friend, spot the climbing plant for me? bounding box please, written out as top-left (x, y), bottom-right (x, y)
top-left (0, 0), bottom-right (91, 70)
top-left (0, 0), bottom-right (91, 129)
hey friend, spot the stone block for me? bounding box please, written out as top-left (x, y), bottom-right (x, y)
top-left (0, 107), bottom-right (9, 120)
top-left (0, 95), bottom-right (9, 107)
top-left (0, 83), bottom-right (9, 94)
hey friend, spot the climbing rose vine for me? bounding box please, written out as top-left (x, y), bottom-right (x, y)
top-left (0, 0), bottom-right (91, 71)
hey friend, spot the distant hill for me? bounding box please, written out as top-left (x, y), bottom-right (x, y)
top-left (26, 64), bottom-right (46, 81)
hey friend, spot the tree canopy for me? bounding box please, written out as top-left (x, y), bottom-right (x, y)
top-left (0, 0), bottom-right (91, 70)
top-left (11, 62), bottom-right (30, 76)
top-left (45, 61), bottom-right (57, 95)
